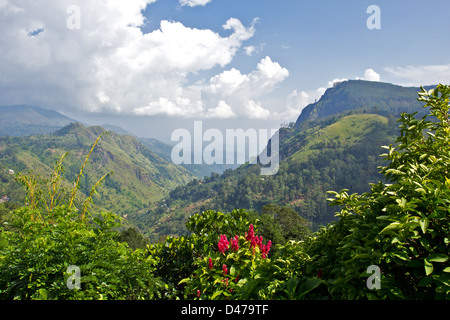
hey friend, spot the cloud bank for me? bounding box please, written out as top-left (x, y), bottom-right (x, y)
top-left (1, 1), bottom-right (447, 123)
top-left (0, 0), bottom-right (285, 120)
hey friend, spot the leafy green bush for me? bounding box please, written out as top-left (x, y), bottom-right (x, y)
top-left (0, 134), bottom-right (161, 300)
top-left (146, 209), bottom-right (258, 298)
top-left (146, 208), bottom-right (322, 300)
top-left (309, 84), bottom-right (450, 299)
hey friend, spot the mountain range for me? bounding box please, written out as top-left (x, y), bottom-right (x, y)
top-left (0, 105), bottom-right (74, 136)
top-left (0, 80), bottom-right (435, 241)
top-left (132, 80), bottom-right (433, 240)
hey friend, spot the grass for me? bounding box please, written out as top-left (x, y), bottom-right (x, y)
top-left (288, 113), bottom-right (389, 163)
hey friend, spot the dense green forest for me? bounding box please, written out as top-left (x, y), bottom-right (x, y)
top-left (0, 84), bottom-right (448, 300)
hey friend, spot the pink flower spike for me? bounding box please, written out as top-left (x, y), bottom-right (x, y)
top-left (208, 257), bottom-right (213, 270)
top-left (231, 235), bottom-right (239, 251)
top-left (246, 224), bottom-right (255, 241)
top-left (222, 264), bottom-right (228, 275)
top-left (251, 237), bottom-right (256, 248)
top-left (260, 240), bottom-right (272, 259)
top-left (256, 236), bottom-right (263, 248)
top-left (218, 235), bottom-right (229, 254)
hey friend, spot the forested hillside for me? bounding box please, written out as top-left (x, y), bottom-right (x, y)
top-left (0, 122), bottom-right (194, 229)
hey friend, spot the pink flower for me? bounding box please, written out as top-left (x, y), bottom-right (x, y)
top-left (261, 240), bottom-right (272, 259)
top-left (231, 235), bottom-right (239, 251)
top-left (218, 235), bottom-right (229, 254)
top-left (251, 236), bottom-right (257, 248)
top-left (222, 264), bottom-right (228, 275)
top-left (196, 290), bottom-right (201, 298)
top-left (245, 224), bottom-right (255, 242)
top-left (208, 257), bottom-right (213, 270)
top-left (256, 235), bottom-right (263, 248)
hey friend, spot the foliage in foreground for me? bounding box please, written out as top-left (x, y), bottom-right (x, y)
top-left (0, 133), bottom-right (161, 299)
top-left (0, 85), bottom-right (449, 300)
top-left (309, 84), bottom-right (450, 299)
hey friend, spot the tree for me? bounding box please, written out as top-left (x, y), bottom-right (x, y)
top-left (258, 204), bottom-right (311, 247)
top-left (119, 227), bottom-right (150, 250)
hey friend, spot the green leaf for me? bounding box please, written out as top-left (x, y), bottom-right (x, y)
top-left (366, 292), bottom-right (379, 300)
top-left (427, 254), bottom-right (448, 263)
top-left (392, 251), bottom-right (409, 261)
top-left (352, 253), bottom-right (372, 260)
top-left (424, 259), bottom-right (434, 276)
top-left (418, 276), bottom-right (433, 287)
top-left (230, 266), bottom-right (236, 277)
top-left (415, 188), bottom-right (426, 195)
top-left (379, 222), bottom-right (402, 235)
top-left (419, 218), bottom-right (429, 234)
top-left (211, 290), bottom-right (223, 300)
top-left (419, 237), bottom-right (431, 252)
top-left (178, 278), bottom-right (190, 285)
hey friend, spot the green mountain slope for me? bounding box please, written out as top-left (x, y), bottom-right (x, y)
top-left (0, 122), bottom-right (194, 228)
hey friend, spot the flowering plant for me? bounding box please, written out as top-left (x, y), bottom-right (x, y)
top-left (180, 222), bottom-right (274, 300)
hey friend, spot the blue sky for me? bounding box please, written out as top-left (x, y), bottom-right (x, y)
top-left (146, 0), bottom-right (450, 90)
top-left (0, 0), bottom-right (449, 141)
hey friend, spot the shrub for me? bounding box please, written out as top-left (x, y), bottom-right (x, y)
top-left (0, 133), bottom-right (161, 300)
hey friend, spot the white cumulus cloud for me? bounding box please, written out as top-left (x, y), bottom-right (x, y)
top-left (0, 0), bottom-right (266, 119)
top-left (201, 56), bottom-right (289, 119)
top-left (283, 77), bottom-right (347, 120)
top-left (204, 100), bottom-right (235, 119)
top-left (282, 68), bottom-right (382, 121)
top-left (363, 68), bottom-right (381, 82)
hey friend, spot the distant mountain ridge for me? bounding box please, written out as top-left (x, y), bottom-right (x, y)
top-left (0, 104), bottom-right (74, 136)
top-left (0, 104), bottom-right (237, 177)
